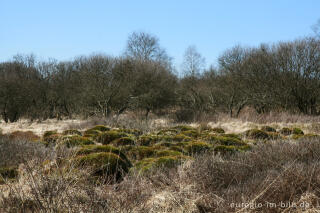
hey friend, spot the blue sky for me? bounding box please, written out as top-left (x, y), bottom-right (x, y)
top-left (1, 0), bottom-right (319, 69)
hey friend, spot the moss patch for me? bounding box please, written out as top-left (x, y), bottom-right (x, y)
top-left (184, 141), bottom-right (212, 155)
top-left (88, 125), bottom-right (111, 132)
top-left (157, 128), bottom-right (179, 136)
top-left (118, 129), bottom-right (143, 136)
top-left (83, 129), bottom-right (102, 137)
top-left (279, 128), bottom-right (293, 136)
top-left (57, 135), bottom-right (94, 148)
top-left (292, 128), bottom-right (304, 135)
top-left (74, 152), bottom-right (130, 181)
top-left (245, 129), bottom-right (269, 140)
top-left (207, 135), bottom-right (247, 146)
top-left (137, 135), bottom-right (158, 146)
top-left (172, 125), bottom-right (195, 132)
top-left (43, 133), bottom-right (62, 144)
top-left (260, 126), bottom-right (276, 132)
top-left (125, 146), bottom-right (158, 160)
top-left (111, 137), bottom-right (135, 146)
top-left (155, 150), bottom-right (183, 157)
top-left (211, 127), bottom-right (225, 134)
top-left (267, 132), bottom-right (282, 140)
top-left (96, 131), bottom-right (129, 145)
top-left (135, 155), bottom-right (190, 173)
top-left (62, 129), bottom-right (82, 136)
top-left (181, 130), bottom-right (200, 138)
top-left (76, 145), bottom-right (131, 166)
top-left (43, 130), bottom-right (58, 139)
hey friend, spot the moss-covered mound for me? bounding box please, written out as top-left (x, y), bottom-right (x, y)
top-left (125, 146), bottom-right (158, 160)
top-left (135, 155), bottom-right (190, 173)
top-left (184, 141), bottom-right (212, 155)
top-left (111, 137), bottom-right (135, 146)
top-left (74, 152), bottom-right (130, 181)
top-left (207, 135), bottom-right (247, 146)
top-left (43, 133), bottom-right (62, 144)
top-left (292, 128), bottom-right (304, 135)
top-left (96, 131), bottom-right (129, 145)
top-left (211, 127), bottom-right (225, 134)
top-left (117, 129), bottom-right (143, 136)
top-left (88, 125), bottom-right (111, 132)
top-left (279, 127), bottom-right (293, 136)
top-left (76, 145), bottom-right (131, 166)
top-left (154, 150), bottom-right (183, 157)
top-left (137, 135), bottom-right (158, 146)
top-left (83, 129), bottom-right (102, 138)
top-left (245, 129), bottom-right (269, 140)
top-left (172, 125), bottom-right (195, 132)
top-left (57, 135), bottom-right (94, 148)
top-left (219, 133), bottom-right (241, 140)
top-left (172, 134), bottom-right (193, 142)
top-left (181, 130), bottom-right (200, 138)
top-left (260, 126), bottom-right (276, 132)
top-left (43, 130), bottom-right (58, 138)
top-left (62, 129), bottom-right (82, 136)
top-left (157, 128), bottom-right (179, 136)
top-left (267, 132), bottom-right (282, 140)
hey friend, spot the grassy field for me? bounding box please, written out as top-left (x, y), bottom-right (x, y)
top-left (1, 116), bottom-right (320, 212)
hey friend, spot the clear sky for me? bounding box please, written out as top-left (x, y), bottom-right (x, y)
top-left (1, 0), bottom-right (319, 69)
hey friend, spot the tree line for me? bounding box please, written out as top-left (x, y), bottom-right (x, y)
top-left (1, 32), bottom-right (320, 123)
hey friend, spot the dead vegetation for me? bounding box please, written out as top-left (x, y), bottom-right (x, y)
top-left (2, 121), bottom-right (320, 212)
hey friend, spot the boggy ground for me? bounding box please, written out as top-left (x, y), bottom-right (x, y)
top-left (1, 120), bottom-right (320, 212)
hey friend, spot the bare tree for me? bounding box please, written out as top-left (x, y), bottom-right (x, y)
top-left (312, 19), bottom-right (320, 37)
top-left (181, 45), bottom-right (205, 77)
top-left (125, 31), bottom-right (170, 65)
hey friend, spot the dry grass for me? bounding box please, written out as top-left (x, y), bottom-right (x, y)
top-left (3, 137), bottom-right (320, 212)
top-left (3, 116), bottom-right (320, 212)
